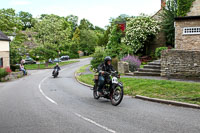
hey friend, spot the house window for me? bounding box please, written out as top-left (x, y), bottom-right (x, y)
top-left (0, 58), bottom-right (3, 68)
top-left (183, 27), bottom-right (200, 35)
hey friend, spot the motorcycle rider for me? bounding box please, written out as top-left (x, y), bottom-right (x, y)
top-left (52, 63), bottom-right (61, 75)
top-left (97, 56), bottom-right (115, 96)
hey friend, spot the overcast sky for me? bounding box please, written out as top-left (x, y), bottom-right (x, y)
top-left (1, 0), bottom-right (162, 28)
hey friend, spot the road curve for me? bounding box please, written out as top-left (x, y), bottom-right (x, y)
top-left (0, 58), bottom-right (200, 133)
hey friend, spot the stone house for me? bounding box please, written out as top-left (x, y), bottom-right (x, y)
top-left (0, 30), bottom-right (10, 68)
top-left (148, 0), bottom-right (167, 54)
top-left (161, 0), bottom-right (200, 79)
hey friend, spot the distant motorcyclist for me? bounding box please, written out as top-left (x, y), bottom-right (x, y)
top-left (52, 63), bottom-right (61, 75)
top-left (97, 56), bottom-right (115, 95)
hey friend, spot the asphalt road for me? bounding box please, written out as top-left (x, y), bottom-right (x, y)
top-left (0, 58), bottom-right (200, 133)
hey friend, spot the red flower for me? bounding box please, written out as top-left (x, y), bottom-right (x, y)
top-left (5, 67), bottom-right (12, 73)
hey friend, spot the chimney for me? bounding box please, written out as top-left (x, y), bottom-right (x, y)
top-left (161, 0), bottom-right (166, 9)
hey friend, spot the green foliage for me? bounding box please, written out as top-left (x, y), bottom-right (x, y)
top-left (10, 32), bottom-right (28, 64)
top-left (79, 18), bottom-right (94, 30)
top-left (98, 26), bottom-right (111, 47)
top-left (161, 0), bottom-right (177, 46)
top-left (10, 65), bottom-right (20, 71)
top-left (66, 15), bottom-right (78, 32)
top-left (106, 25), bottom-right (132, 58)
top-left (91, 47), bottom-right (106, 69)
top-left (31, 14), bottom-right (72, 63)
top-left (155, 47), bottom-right (168, 58)
top-left (0, 8), bottom-right (22, 35)
top-left (111, 57), bottom-right (119, 70)
top-left (69, 42), bottom-right (79, 58)
top-left (79, 29), bottom-right (98, 55)
top-left (177, 0), bottom-right (195, 17)
top-left (125, 15), bottom-right (160, 54)
top-left (18, 11), bottom-right (34, 30)
top-left (0, 68), bottom-right (8, 80)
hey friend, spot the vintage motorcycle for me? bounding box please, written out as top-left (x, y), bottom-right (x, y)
top-left (93, 71), bottom-right (124, 106)
top-left (52, 68), bottom-right (59, 78)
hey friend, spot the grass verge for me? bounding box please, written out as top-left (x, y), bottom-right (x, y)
top-left (76, 64), bottom-right (90, 73)
top-left (25, 61), bottom-right (79, 70)
top-left (76, 71), bottom-right (200, 105)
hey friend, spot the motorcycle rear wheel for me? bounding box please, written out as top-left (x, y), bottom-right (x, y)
top-left (93, 84), bottom-right (100, 99)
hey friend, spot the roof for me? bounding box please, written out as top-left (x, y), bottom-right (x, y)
top-left (0, 30), bottom-right (11, 41)
top-left (175, 16), bottom-right (200, 21)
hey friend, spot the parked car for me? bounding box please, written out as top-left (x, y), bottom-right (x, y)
top-left (48, 59), bottom-right (53, 64)
top-left (53, 58), bottom-right (61, 63)
top-left (24, 58), bottom-right (36, 64)
top-left (60, 55), bottom-right (70, 61)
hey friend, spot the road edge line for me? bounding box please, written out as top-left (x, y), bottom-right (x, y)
top-left (74, 113), bottom-right (116, 133)
top-left (38, 76), bottom-right (58, 105)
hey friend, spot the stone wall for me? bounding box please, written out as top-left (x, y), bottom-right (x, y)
top-left (187, 0), bottom-right (200, 16)
top-left (0, 51), bottom-right (10, 68)
top-left (118, 61), bottom-right (129, 74)
top-left (1, 71), bottom-right (23, 82)
top-left (175, 18), bottom-right (200, 50)
top-left (161, 49), bottom-right (200, 79)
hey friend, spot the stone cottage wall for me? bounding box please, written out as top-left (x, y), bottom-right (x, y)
top-left (161, 49), bottom-right (200, 79)
top-left (175, 18), bottom-right (200, 50)
top-left (151, 9), bottom-right (166, 53)
top-left (187, 0), bottom-right (200, 16)
top-left (0, 51), bottom-right (10, 68)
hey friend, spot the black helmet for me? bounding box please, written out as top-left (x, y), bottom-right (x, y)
top-left (104, 56), bottom-right (112, 63)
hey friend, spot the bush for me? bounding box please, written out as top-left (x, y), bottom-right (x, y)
top-left (0, 68), bottom-right (8, 80)
top-left (121, 55), bottom-right (141, 72)
top-left (91, 47), bottom-right (106, 69)
top-left (155, 47), bottom-right (168, 58)
top-left (112, 57), bottom-right (119, 70)
top-left (69, 53), bottom-right (79, 59)
top-left (10, 65), bottom-right (20, 71)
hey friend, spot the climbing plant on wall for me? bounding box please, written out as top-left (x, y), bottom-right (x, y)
top-left (177, 0), bottom-right (195, 16)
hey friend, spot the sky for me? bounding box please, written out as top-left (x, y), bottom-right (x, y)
top-left (1, 0), bottom-right (162, 28)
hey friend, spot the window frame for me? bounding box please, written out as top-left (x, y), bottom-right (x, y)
top-left (183, 27), bottom-right (200, 35)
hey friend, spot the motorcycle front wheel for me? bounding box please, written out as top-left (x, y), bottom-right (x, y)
top-left (111, 85), bottom-right (123, 106)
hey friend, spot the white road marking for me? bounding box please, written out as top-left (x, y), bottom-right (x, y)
top-left (74, 113), bottom-right (116, 133)
top-left (38, 76), bottom-right (58, 105)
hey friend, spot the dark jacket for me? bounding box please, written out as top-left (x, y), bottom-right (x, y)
top-left (54, 65), bottom-right (61, 70)
top-left (97, 62), bottom-right (115, 74)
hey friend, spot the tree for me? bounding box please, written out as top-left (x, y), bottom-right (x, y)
top-left (124, 15), bottom-right (160, 54)
top-left (79, 29), bottom-right (98, 55)
top-left (106, 25), bottom-right (131, 58)
top-left (160, 0), bottom-right (177, 46)
top-left (0, 8), bottom-right (22, 35)
top-left (109, 14), bottom-right (129, 24)
top-left (10, 33), bottom-right (27, 64)
top-left (18, 11), bottom-right (34, 30)
top-left (66, 15), bottom-right (78, 31)
top-left (72, 27), bottom-right (80, 43)
top-left (79, 18), bottom-right (94, 30)
top-left (32, 14), bottom-right (72, 66)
